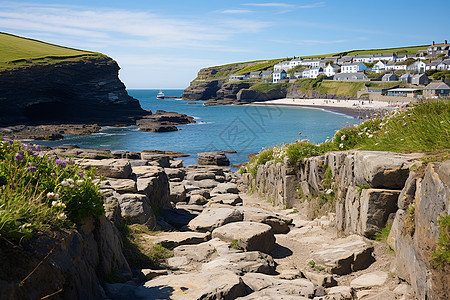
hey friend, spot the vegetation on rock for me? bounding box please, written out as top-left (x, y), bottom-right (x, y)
top-left (0, 139), bottom-right (104, 243)
top-left (432, 215), bottom-right (450, 269)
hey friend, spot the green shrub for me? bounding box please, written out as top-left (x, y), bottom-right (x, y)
top-left (0, 139), bottom-right (103, 243)
top-left (375, 224), bottom-right (392, 243)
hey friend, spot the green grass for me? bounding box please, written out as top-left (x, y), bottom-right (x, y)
top-left (375, 224), bottom-right (392, 243)
top-left (0, 32), bottom-right (103, 70)
top-left (432, 215), bottom-right (450, 269)
top-left (234, 59), bottom-right (286, 75)
top-left (0, 139), bottom-right (104, 243)
top-left (250, 82), bottom-right (289, 93)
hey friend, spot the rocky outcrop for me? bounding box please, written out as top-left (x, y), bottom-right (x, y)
top-left (136, 110), bottom-right (195, 132)
top-left (0, 55), bottom-right (146, 126)
top-left (242, 151), bottom-right (449, 299)
top-left (197, 151), bottom-right (230, 166)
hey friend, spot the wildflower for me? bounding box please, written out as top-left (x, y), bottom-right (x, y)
top-left (78, 172), bottom-right (85, 178)
top-left (35, 145), bottom-right (41, 151)
top-left (340, 135), bottom-right (346, 141)
top-left (400, 138), bottom-right (404, 141)
top-left (368, 134), bottom-right (373, 138)
top-left (358, 132), bottom-right (363, 136)
top-left (61, 180), bottom-right (69, 187)
top-left (339, 143), bottom-right (344, 149)
top-left (55, 159), bottom-right (67, 167)
top-left (52, 201), bottom-right (66, 208)
top-left (32, 151), bottom-right (39, 156)
top-left (15, 153), bottom-right (24, 161)
top-left (384, 131), bottom-right (389, 134)
top-left (66, 178), bottom-right (74, 184)
top-left (375, 143), bottom-right (379, 145)
top-left (440, 121), bottom-right (444, 124)
top-left (26, 166), bottom-right (37, 172)
top-left (47, 192), bottom-right (59, 199)
top-left (402, 123), bottom-right (407, 126)
top-left (58, 213), bottom-right (67, 221)
top-left (2, 138), bottom-right (13, 144)
top-left (325, 189), bottom-right (333, 194)
top-left (76, 179), bottom-right (84, 185)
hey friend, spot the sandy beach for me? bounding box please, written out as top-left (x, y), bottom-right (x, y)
top-left (250, 98), bottom-right (405, 118)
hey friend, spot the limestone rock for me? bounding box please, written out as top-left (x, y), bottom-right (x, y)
top-left (237, 277), bottom-right (315, 299)
top-left (236, 206), bottom-right (292, 234)
top-left (189, 179), bottom-right (220, 189)
top-left (201, 251), bottom-right (276, 275)
top-left (302, 270), bottom-right (336, 288)
top-left (118, 194), bottom-right (155, 227)
top-left (198, 151), bottom-right (230, 166)
top-left (141, 269), bottom-right (168, 281)
top-left (309, 234), bottom-right (374, 275)
top-left (141, 231), bottom-right (210, 250)
top-left (168, 182), bottom-right (187, 203)
top-left (188, 194), bottom-right (208, 205)
top-left (209, 193), bottom-right (243, 206)
top-left (134, 166), bottom-right (170, 209)
top-left (212, 221), bottom-right (275, 253)
top-left (164, 168), bottom-right (185, 180)
top-left (188, 207), bottom-right (243, 232)
top-left (79, 159), bottom-right (132, 179)
top-left (141, 270), bottom-right (247, 299)
top-left (210, 182), bottom-right (239, 194)
top-left (185, 171), bottom-right (216, 181)
top-left (327, 286), bottom-right (353, 300)
top-left (350, 271), bottom-right (388, 289)
top-left (159, 208), bottom-right (197, 230)
top-left (100, 178), bottom-right (137, 194)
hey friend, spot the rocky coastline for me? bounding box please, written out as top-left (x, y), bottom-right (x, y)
top-left (2, 143), bottom-right (447, 299)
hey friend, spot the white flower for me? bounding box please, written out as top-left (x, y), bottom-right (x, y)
top-left (52, 200), bottom-right (57, 206)
top-left (76, 180), bottom-right (84, 185)
top-left (400, 138), bottom-right (404, 141)
top-left (440, 121), bottom-right (444, 124)
top-left (339, 143), bottom-right (344, 149)
top-left (358, 132), bottom-right (363, 136)
top-left (384, 131), bottom-right (389, 134)
top-left (375, 143), bottom-right (379, 145)
top-left (368, 134), bottom-right (373, 138)
top-left (61, 180), bottom-right (69, 186)
top-left (58, 213), bottom-right (67, 220)
top-left (66, 178), bottom-right (74, 184)
top-left (47, 192), bottom-right (58, 199)
top-left (341, 135), bottom-right (346, 141)
top-left (325, 189), bottom-right (333, 194)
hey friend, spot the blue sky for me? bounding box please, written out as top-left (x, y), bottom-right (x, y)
top-left (1, 1), bottom-right (449, 88)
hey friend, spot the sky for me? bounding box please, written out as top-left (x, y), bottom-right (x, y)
top-left (1, 1), bottom-right (449, 89)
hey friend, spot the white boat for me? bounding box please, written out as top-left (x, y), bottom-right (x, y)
top-left (156, 90), bottom-right (165, 99)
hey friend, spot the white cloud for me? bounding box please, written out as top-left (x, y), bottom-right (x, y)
top-left (244, 2), bottom-right (296, 8)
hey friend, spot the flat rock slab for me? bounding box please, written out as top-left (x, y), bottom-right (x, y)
top-left (140, 231), bottom-right (210, 250)
top-left (198, 151), bottom-right (230, 166)
top-left (350, 271), bottom-right (388, 289)
top-left (101, 178), bottom-right (137, 194)
top-left (188, 207), bottom-right (243, 232)
top-left (212, 221), bottom-right (275, 253)
top-left (79, 159), bottom-right (131, 179)
top-left (237, 206), bottom-right (293, 234)
top-left (141, 270), bottom-right (247, 300)
top-left (132, 166), bottom-right (165, 178)
top-left (210, 182), bottom-right (239, 194)
top-left (209, 194), bottom-right (243, 206)
top-left (309, 234), bottom-right (374, 275)
top-left (201, 251), bottom-right (276, 275)
top-left (239, 273), bottom-right (315, 299)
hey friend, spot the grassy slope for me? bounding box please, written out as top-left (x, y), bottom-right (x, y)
top-left (0, 32), bottom-right (102, 70)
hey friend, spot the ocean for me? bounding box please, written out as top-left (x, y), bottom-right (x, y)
top-left (36, 89), bottom-right (359, 166)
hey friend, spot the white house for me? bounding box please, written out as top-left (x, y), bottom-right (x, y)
top-left (300, 59), bottom-right (321, 68)
top-left (273, 70), bottom-right (287, 83)
top-left (353, 55), bottom-right (374, 63)
top-left (289, 59), bottom-right (302, 69)
top-left (308, 67), bottom-right (324, 78)
top-left (437, 59), bottom-right (450, 70)
top-left (425, 59), bottom-right (442, 71)
top-left (341, 62), bottom-right (367, 73)
top-left (302, 68), bottom-right (311, 78)
top-left (386, 61), bottom-right (407, 71)
top-left (372, 53), bottom-right (396, 61)
top-left (324, 64), bottom-right (340, 77)
top-left (395, 55), bottom-right (408, 62)
top-left (372, 61), bottom-right (386, 73)
top-left (229, 74), bottom-right (248, 81)
top-left (407, 60), bottom-right (426, 73)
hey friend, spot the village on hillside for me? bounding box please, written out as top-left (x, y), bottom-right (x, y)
top-left (229, 41), bottom-right (450, 100)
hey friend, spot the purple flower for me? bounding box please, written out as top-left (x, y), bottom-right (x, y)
top-left (78, 172), bottom-right (85, 178)
top-left (24, 144), bottom-right (32, 152)
top-left (26, 166), bottom-right (37, 172)
top-left (32, 151), bottom-right (39, 156)
top-left (15, 153), bottom-right (24, 161)
top-left (3, 138), bottom-right (13, 144)
top-left (35, 145), bottom-right (41, 152)
top-left (55, 159), bottom-right (67, 167)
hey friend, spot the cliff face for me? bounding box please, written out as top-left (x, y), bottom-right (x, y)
top-left (0, 56), bottom-right (146, 126)
top-left (242, 152), bottom-right (449, 299)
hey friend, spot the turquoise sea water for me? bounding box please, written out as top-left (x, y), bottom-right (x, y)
top-left (36, 89), bottom-right (359, 166)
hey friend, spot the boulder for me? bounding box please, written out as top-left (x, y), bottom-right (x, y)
top-left (302, 270), bottom-right (336, 288)
top-left (141, 270), bottom-right (247, 300)
top-left (141, 231), bottom-right (210, 250)
top-left (185, 171), bottom-right (216, 181)
top-left (174, 204), bottom-right (204, 214)
top-left (212, 221), bottom-right (275, 253)
top-left (170, 159), bottom-right (184, 168)
top-left (210, 182), bottom-right (239, 194)
top-left (164, 168), bottom-right (185, 180)
top-left (198, 151), bottom-right (230, 166)
top-left (188, 194), bottom-right (208, 205)
top-left (134, 166), bottom-right (170, 209)
top-left (359, 189), bottom-right (400, 238)
top-left (140, 269), bottom-right (168, 281)
top-left (209, 194), bottom-right (243, 206)
top-left (168, 182), bottom-right (187, 203)
top-left (140, 154), bottom-right (170, 167)
top-left (327, 286), bottom-right (353, 300)
top-left (309, 234), bottom-right (374, 275)
top-left (350, 271), bottom-right (388, 289)
top-left (201, 251), bottom-right (276, 275)
top-left (79, 159), bottom-right (132, 179)
top-left (236, 206), bottom-right (292, 234)
top-left (118, 194), bottom-right (155, 227)
top-left (100, 178), bottom-right (137, 194)
top-left (189, 179), bottom-right (220, 189)
top-left (188, 207), bottom-right (243, 232)
top-left (237, 277), bottom-right (315, 299)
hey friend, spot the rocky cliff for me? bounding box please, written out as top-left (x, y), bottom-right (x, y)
top-left (0, 55), bottom-right (146, 126)
top-left (242, 151), bottom-right (449, 299)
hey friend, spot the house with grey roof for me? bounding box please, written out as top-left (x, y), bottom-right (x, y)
top-left (425, 59), bottom-right (442, 71)
top-left (412, 74), bottom-right (430, 86)
top-left (437, 59), bottom-right (450, 71)
top-left (261, 71), bottom-right (273, 79)
top-left (382, 73), bottom-right (399, 81)
top-left (336, 56), bottom-right (353, 64)
top-left (353, 55), bottom-right (375, 63)
top-left (400, 74), bottom-right (412, 83)
top-left (333, 73), bottom-right (369, 81)
top-left (427, 41), bottom-right (450, 57)
top-left (372, 53), bottom-right (396, 61)
top-left (229, 74), bottom-right (248, 81)
top-left (423, 81), bottom-right (450, 98)
top-left (273, 70), bottom-right (287, 83)
top-left (249, 71), bottom-right (262, 79)
top-left (372, 61), bottom-right (387, 73)
top-left (407, 60), bottom-right (426, 73)
top-left (341, 62), bottom-right (367, 73)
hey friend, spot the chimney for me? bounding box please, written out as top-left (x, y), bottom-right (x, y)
top-left (445, 40), bottom-right (448, 44)
top-left (432, 41), bottom-right (435, 45)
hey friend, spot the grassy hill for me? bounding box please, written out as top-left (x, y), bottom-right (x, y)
top-left (0, 32), bottom-right (103, 70)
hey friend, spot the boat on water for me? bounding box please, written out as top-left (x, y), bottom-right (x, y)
top-left (156, 90), bottom-right (165, 99)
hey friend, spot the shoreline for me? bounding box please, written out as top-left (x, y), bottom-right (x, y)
top-left (249, 98), bottom-right (401, 118)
